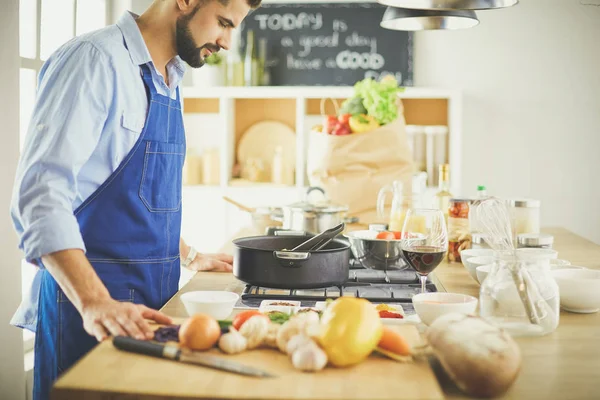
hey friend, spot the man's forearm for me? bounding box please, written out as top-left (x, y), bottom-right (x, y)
top-left (41, 249), bottom-right (111, 314)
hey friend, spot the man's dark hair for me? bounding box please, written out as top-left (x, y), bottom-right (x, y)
top-left (218, 0), bottom-right (262, 9)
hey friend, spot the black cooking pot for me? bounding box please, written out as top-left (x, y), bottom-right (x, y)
top-left (232, 235), bottom-right (351, 289)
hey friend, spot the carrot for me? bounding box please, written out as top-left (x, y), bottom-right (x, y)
top-left (377, 326), bottom-right (412, 356)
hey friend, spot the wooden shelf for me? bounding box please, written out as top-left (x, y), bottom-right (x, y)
top-left (181, 86), bottom-right (459, 100)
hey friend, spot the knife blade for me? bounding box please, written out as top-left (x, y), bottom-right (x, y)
top-left (113, 336), bottom-right (276, 378)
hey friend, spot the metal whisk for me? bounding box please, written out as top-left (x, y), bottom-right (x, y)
top-left (470, 198), bottom-right (540, 324)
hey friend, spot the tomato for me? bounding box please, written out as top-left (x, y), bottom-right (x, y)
top-left (332, 124), bottom-right (351, 136)
top-left (376, 231), bottom-right (396, 240)
top-left (392, 231), bottom-right (402, 240)
top-left (231, 310), bottom-right (268, 330)
top-left (324, 115), bottom-right (339, 134)
top-left (338, 113), bottom-right (351, 125)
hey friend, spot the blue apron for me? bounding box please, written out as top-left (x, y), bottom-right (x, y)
top-left (33, 63), bottom-right (185, 400)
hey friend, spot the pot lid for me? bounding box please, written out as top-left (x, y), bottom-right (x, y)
top-left (287, 199), bottom-right (349, 213)
top-left (287, 186), bottom-right (349, 213)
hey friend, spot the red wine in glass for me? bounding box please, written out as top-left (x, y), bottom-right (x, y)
top-left (402, 246), bottom-right (446, 291)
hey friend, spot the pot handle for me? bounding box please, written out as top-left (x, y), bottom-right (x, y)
top-left (273, 251), bottom-right (311, 268)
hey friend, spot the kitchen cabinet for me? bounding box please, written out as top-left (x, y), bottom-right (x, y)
top-left (180, 86), bottom-right (462, 256)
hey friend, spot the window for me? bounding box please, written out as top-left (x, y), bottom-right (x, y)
top-left (19, 0), bottom-right (109, 353)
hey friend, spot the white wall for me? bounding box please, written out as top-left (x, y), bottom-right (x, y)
top-left (414, 0), bottom-right (600, 243)
top-left (0, 0), bottom-right (27, 399)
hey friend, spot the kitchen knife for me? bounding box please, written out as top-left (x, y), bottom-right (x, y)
top-left (113, 336), bottom-right (276, 378)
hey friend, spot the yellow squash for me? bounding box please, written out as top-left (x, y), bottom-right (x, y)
top-left (349, 114), bottom-right (380, 134)
top-left (317, 298), bottom-right (383, 367)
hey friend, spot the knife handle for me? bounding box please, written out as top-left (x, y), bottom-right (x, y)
top-left (113, 336), bottom-right (177, 359)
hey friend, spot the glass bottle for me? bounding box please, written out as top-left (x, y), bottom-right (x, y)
top-left (434, 164), bottom-right (453, 223)
top-left (226, 29), bottom-right (244, 86)
top-left (477, 185), bottom-right (488, 199)
top-left (244, 30), bottom-right (258, 86)
top-left (258, 38), bottom-right (269, 86)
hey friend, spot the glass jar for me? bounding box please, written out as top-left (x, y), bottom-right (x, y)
top-left (508, 199), bottom-right (541, 236)
top-left (517, 233), bottom-right (554, 249)
top-left (447, 198), bottom-right (471, 263)
top-left (471, 233), bottom-right (491, 250)
top-left (480, 253), bottom-right (560, 337)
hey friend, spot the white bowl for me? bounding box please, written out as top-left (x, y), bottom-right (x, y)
top-left (180, 291), bottom-right (240, 320)
top-left (551, 268), bottom-right (600, 313)
top-left (412, 292), bottom-right (478, 326)
top-left (463, 256), bottom-right (495, 283)
top-left (476, 264), bottom-right (492, 284)
top-left (460, 248), bottom-right (495, 264)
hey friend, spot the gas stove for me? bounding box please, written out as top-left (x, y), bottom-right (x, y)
top-left (234, 259), bottom-right (438, 313)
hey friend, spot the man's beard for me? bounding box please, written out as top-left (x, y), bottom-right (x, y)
top-left (176, 11), bottom-right (219, 68)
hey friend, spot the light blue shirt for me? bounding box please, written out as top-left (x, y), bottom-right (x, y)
top-left (10, 12), bottom-right (186, 330)
top-left (11, 12), bottom-right (186, 263)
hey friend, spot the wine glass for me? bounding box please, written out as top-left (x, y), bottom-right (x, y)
top-left (401, 209), bottom-right (448, 293)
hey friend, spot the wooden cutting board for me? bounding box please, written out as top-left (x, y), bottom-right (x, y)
top-left (53, 324), bottom-right (443, 400)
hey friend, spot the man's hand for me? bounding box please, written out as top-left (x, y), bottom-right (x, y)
top-left (188, 253), bottom-right (233, 272)
top-left (81, 298), bottom-right (172, 342)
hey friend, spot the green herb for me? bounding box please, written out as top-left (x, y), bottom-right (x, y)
top-left (267, 311), bottom-right (291, 325)
top-left (218, 320), bottom-right (233, 330)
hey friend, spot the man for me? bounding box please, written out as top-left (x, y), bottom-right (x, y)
top-left (10, 0), bottom-right (261, 399)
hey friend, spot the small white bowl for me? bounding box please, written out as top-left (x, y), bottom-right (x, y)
top-left (463, 256), bottom-right (495, 283)
top-left (552, 268), bottom-right (600, 313)
top-left (460, 248), bottom-right (495, 264)
top-left (412, 292), bottom-right (478, 326)
top-left (259, 299), bottom-right (301, 315)
top-left (180, 291), bottom-right (239, 320)
top-left (476, 264), bottom-right (492, 284)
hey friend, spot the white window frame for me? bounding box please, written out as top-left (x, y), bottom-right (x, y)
top-left (19, 0), bottom-right (112, 354)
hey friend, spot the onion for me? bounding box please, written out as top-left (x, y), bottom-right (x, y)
top-left (179, 313), bottom-right (221, 351)
top-left (425, 313), bottom-right (522, 398)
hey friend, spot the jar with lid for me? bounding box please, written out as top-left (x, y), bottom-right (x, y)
top-left (508, 199), bottom-right (541, 236)
top-left (447, 198), bottom-right (471, 263)
top-left (517, 233), bottom-right (554, 249)
top-left (480, 253), bottom-right (559, 337)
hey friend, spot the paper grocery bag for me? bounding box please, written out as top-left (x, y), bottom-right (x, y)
top-left (306, 107), bottom-right (414, 225)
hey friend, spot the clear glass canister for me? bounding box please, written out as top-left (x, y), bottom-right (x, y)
top-left (517, 233), bottom-right (554, 249)
top-left (508, 199), bottom-right (541, 236)
top-left (471, 233), bottom-right (491, 250)
top-left (447, 198), bottom-right (471, 262)
top-left (479, 253), bottom-right (560, 337)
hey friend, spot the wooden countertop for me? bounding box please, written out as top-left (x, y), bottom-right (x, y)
top-left (52, 228), bottom-right (600, 399)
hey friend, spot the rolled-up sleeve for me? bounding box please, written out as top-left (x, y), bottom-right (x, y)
top-left (10, 41), bottom-right (113, 262)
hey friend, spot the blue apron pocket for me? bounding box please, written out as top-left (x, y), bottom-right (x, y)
top-left (139, 141), bottom-right (184, 212)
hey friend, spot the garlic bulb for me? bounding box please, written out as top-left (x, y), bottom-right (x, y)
top-left (292, 342), bottom-right (328, 372)
top-left (218, 327), bottom-right (247, 354)
top-left (286, 334), bottom-right (312, 356)
top-left (239, 315), bottom-right (269, 349)
top-left (263, 322), bottom-right (280, 349)
top-left (276, 312), bottom-right (321, 353)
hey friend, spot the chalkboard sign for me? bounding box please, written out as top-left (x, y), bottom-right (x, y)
top-left (241, 2), bottom-right (413, 86)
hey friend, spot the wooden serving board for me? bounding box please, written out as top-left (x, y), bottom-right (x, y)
top-left (53, 324), bottom-right (443, 400)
